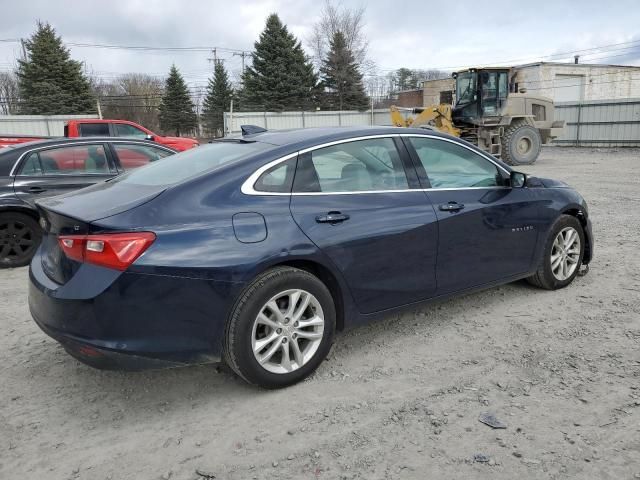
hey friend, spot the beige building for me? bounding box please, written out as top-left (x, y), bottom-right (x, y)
top-left (421, 77), bottom-right (456, 105)
top-left (397, 62), bottom-right (640, 107)
top-left (512, 62), bottom-right (640, 102)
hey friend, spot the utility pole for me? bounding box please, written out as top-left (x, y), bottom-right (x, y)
top-left (20, 38), bottom-right (27, 60)
top-left (233, 51), bottom-right (250, 75)
top-left (208, 48), bottom-right (219, 67)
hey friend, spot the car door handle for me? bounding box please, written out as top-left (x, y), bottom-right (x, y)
top-left (27, 186), bottom-right (47, 193)
top-left (439, 202), bottom-right (465, 212)
top-left (315, 212), bottom-right (350, 224)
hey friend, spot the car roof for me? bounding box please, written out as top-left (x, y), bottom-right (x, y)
top-left (242, 126), bottom-right (451, 149)
top-left (1, 137), bottom-right (169, 150)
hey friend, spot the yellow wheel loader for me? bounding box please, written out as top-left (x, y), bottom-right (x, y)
top-left (391, 68), bottom-right (565, 165)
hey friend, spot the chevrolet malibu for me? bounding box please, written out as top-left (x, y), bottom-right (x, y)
top-left (28, 126), bottom-right (593, 388)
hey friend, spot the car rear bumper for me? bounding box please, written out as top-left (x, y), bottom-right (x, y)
top-left (28, 248), bottom-right (243, 370)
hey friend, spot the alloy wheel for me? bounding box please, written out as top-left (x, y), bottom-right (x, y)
top-left (550, 226), bottom-right (581, 281)
top-left (251, 289), bottom-right (325, 374)
top-left (0, 220), bottom-right (36, 263)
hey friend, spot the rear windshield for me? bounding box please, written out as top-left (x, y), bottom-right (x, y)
top-left (111, 141), bottom-right (272, 186)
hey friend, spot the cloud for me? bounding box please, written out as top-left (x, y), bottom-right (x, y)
top-left (0, 0), bottom-right (639, 88)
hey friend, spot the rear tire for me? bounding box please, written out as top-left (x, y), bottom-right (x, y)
top-left (527, 215), bottom-right (584, 290)
top-left (224, 266), bottom-right (336, 388)
top-left (501, 121), bottom-right (542, 165)
top-left (0, 212), bottom-right (41, 268)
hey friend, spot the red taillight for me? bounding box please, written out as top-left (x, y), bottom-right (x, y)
top-left (58, 232), bottom-right (156, 271)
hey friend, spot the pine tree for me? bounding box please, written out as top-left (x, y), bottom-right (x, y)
top-left (242, 14), bottom-right (317, 111)
top-left (158, 65), bottom-right (197, 136)
top-left (202, 61), bottom-right (233, 136)
top-left (16, 22), bottom-right (95, 114)
top-left (320, 31), bottom-right (369, 111)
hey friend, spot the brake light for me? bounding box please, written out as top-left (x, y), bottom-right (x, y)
top-left (58, 232), bottom-right (156, 271)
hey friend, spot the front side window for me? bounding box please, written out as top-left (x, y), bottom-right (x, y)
top-left (115, 123), bottom-right (147, 138)
top-left (35, 145), bottom-right (111, 175)
top-left (113, 143), bottom-right (173, 170)
top-left (293, 138), bottom-right (408, 193)
top-left (409, 137), bottom-right (503, 188)
top-left (498, 72), bottom-right (508, 99)
top-left (79, 123), bottom-right (110, 136)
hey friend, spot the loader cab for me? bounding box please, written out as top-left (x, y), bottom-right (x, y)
top-left (452, 68), bottom-right (509, 124)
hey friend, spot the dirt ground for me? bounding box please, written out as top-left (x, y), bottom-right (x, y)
top-left (1, 147), bottom-right (639, 480)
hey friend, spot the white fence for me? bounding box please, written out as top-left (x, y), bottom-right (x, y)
top-left (0, 114), bottom-right (100, 137)
top-left (224, 109), bottom-right (392, 135)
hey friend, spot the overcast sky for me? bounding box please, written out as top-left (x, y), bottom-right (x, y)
top-left (1, 0), bottom-right (639, 91)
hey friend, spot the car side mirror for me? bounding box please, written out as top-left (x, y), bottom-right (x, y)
top-left (510, 171), bottom-right (527, 188)
top-left (145, 134), bottom-right (155, 141)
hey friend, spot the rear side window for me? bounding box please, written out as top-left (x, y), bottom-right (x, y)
top-left (32, 145), bottom-right (111, 175)
top-left (79, 123), bottom-right (110, 136)
top-left (409, 137), bottom-right (503, 188)
top-left (113, 141), bottom-right (272, 186)
top-left (293, 138), bottom-right (408, 193)
top-left (19, 152), bottom-right (43, 175)
top-left (253, 157), bottom-right (297, 193)
top-left (113, 143), bottom-right (173, 170)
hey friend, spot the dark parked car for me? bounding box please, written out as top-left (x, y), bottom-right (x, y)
top-left (28, 127), bottom-right (593, 388)
top-left (0, 137), bottom-right (176, 267)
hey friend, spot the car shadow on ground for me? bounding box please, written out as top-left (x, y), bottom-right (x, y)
top-left (23, 278), bottom-right (542, 414)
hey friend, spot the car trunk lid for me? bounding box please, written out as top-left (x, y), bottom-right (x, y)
top-left (36, 182), bottom-right (166, 284)
top-left (36, 180), bottom-right (166, 223)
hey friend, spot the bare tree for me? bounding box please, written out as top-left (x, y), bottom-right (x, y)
top-left (0, 72), bottom-right (20, 114)
top-left (92, 73), bottom-right (164, 131)
top-left (308, 1), bottom-right (373, 74)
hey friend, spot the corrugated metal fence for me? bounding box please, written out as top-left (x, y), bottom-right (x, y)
top-left (224, 109), bottom-right (392, 134)
top-left (0, 115), bottom-right (100, 137)
top-left (225, 99), bottom-right (640, 147)
top-left (553, 98), bottom-right (640, 147)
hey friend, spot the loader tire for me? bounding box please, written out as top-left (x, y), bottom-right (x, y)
top-left (501, 121), bottom-right (541, 165)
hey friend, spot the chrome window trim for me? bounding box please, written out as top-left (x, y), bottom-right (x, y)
top-left (9, 140), bottom-right (175, 177)
top-left (241, 133), bottom-right (511, 196)
top-left (240, 152), bottom-right (299, 196)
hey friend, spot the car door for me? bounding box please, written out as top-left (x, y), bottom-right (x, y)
top-left (12, 143), bottom-right (117, 207)
top-left (289, 136), bottom-right (439, 314)
top-left (404, 135), bottom-right (539, 294)
top-left (109, 142), bottom-right (175, 172)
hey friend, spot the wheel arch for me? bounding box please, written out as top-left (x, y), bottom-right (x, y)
top-left (0, 205), bottom-right (40, 222)
top-left (561, 207), bottom-right (592, 264)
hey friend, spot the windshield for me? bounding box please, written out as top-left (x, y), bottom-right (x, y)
top-left (111, 141), bottom-right (273, 186)
top-left (455, 72), bottom-right (477, 106)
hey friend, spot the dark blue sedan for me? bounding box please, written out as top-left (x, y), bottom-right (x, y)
top-left (28, 126), bottom-right (593, 388)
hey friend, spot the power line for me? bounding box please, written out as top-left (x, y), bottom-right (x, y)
top-left (55, 40), bottom-right (249, 55)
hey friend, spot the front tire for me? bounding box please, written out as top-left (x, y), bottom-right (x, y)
top-left (527, 215), bottom-right (584, 290)
top-left (0, 212), bottom-right (42, 268)
top-left (502, 121), bottom-right (542, 165)
top-left (224, 267), bottom-right (336, 388)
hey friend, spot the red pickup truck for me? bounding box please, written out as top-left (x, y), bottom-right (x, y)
top-left (0, 119), bottom-right (199, 151)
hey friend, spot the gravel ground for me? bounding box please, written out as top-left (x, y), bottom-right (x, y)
top-left (1, 147), bottom-right (639, 480)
